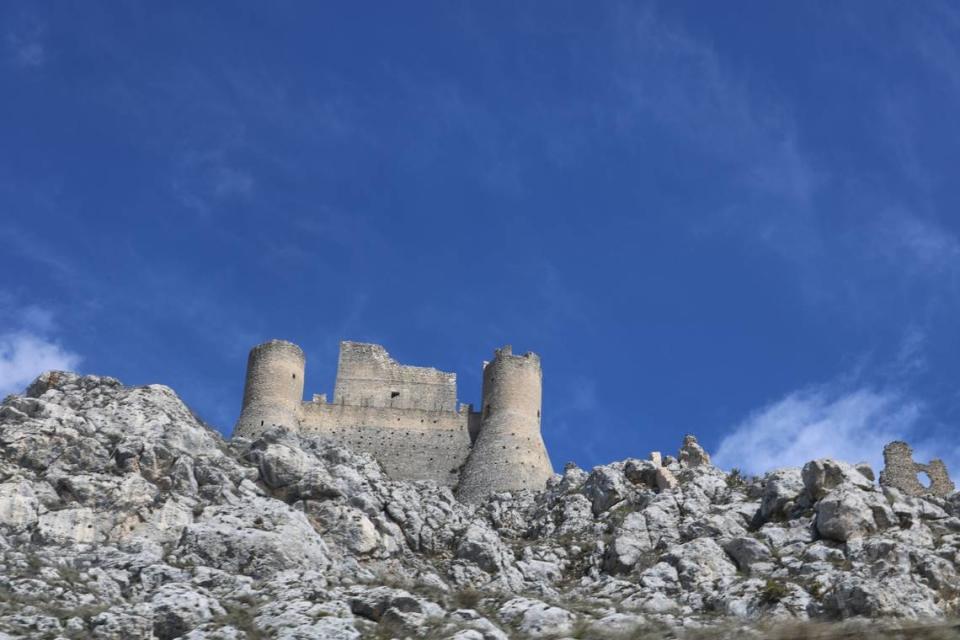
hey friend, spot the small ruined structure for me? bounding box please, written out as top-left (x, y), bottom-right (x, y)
top-left (233, 339), bottom-right (554, 501)
top-left (879, 440), bottom-right (955, 497)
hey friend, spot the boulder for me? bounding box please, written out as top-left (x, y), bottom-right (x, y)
top-left (498, 597), bottom-right (575, 638)
top-left (815, 484), bottom-right (896, 542)
top-left (151, 584), bottom-right (226, 640)
top-left (757, 468), bottom-right (804, 523)
top-left (174, 497), bottom-right (330, 578)
top-left (582, 466), bottom-right (628, 514)
top-left (679, 435), bottom-right (711, 467)
top-left (456, 523), bottom-right (514, 574)
top-left (802, 458), bottom-right (874, 501)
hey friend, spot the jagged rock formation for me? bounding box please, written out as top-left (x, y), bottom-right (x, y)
top-left (2, 372), bottom-right (960, 639)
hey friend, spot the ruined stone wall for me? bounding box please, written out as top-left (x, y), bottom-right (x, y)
top-left (457, 346), bottom-right (554, 502)
top-left (879, 441), bottom-right (955, 497)
top-left (234, 340), bottom-right (305, 439)
top-left (299, 402), bottom-right (473, 487)
top-left (332, 342), bottom-right (457, 412)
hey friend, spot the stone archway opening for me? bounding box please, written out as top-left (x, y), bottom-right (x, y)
top-left (918, 471), bottom-right (933, 489)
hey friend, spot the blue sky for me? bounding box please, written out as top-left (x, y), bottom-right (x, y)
top-left (3, 2), bottom-right (960, 475)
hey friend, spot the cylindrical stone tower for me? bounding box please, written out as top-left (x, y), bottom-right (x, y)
top-left (457, 345), bottom-right (554, 503)
top-left (233, 339), bottom-right (305, 439)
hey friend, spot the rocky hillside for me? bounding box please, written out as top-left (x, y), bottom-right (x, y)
top-left (2, 372), bottom-right (960, 639)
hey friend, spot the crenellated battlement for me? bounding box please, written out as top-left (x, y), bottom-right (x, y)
top-left (232, 340), bottom-right (553, 498)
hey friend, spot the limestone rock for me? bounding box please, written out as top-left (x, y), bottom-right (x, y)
top-left (815, 484), bottom-right (895, 542)
top-left (664, 537), bottom-right (737, 588)
top-left (722, 536), bottom-right (773, 574)
top-left (0, 480), bottom-right (39, 531)
top-left (678, 434), bottom-right (711, 467)
top-left (151, 583), bottom-right (226, 640)
top-left (455, 523), bottom-right (514, 574)
top-left (582, 465), bottom-right (628, 514)
top-left (758, 468), bottom-right (804, 522)
top-left (173, 497), bottom-right (331, 578)
top-left (802, 458), bottom-right (874, 500)
top-left (623, 458), bottom-right (658, 487)
top-left (2, 371), bottom-right (960, 637)
top-left (498, 597), bottom-right (575, 638)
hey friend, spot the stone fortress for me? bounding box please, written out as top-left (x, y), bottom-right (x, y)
top-left (232, 339), bottom-right (554, 502)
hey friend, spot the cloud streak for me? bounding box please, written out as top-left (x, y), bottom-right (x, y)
top-left (713, 383), bottom-right (922, 476)
top-left (0, 332), bottom-right (80, 397)
top-left (712, 328), bottom-right (956, 477)
top-left (0, 299), bottom-right (82, 397)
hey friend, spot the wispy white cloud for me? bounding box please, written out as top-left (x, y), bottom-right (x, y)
top-left (0, 331), bottom-right (80, 397)
top-left (5, 26), bottom-right (45, 68)
top-left (171, 149), bottom-right (254, 216)
top-left (609, 6), bottom-right (960, 317)
top-left (713, 330), bottom-right (952, 476)
top-left (614, 6), bottom-right (820, 206)
top-left (0, 300), bottom-right (80, 397)
top-left (912, 2), bottom-right (960, 97)
top-left (713, 383), bottom-right (921, 476)
top-left (868, 209), bottom-right (960, 277)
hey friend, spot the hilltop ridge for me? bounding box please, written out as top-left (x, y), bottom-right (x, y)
top-left (1, 371), bottom-right (960, 638)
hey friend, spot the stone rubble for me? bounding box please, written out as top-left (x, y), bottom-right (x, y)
top-left (1, 371), bottom-right (960, 638)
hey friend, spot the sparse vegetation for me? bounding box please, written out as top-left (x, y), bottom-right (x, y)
top-left (726, 467), bottom-right (747, 489)
top-left (760, 579), bottom-right (791, 606)
top-left (213, 598), bottom-right (267, 640)
top-left (453, 587), bottom-right (482, 610)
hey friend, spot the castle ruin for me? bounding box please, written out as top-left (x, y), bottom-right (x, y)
top-left (879, 441), bottom-right (955, 497)
top-left (232, 340), bottom-right (554, 502)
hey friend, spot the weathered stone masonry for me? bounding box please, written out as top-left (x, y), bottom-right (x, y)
top-left (879, 440), bottom-right (955, 497)
top-left (233, 340), bottom-right (554, 501)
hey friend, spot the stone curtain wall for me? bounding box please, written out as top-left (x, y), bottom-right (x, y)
top-left (300, 402), bottom-right (472, 486)
top-left (332, 342), bottom-right (457, 412)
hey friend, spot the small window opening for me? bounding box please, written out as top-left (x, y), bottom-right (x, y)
top-left (918, 471), bottom-right (933, 489)
top-left (292, 373), bottom-right (296, 379)
top-left (260, 420), bottom-right (264, 426)
top-left (390, 391), bottom-right (400, 398)
top-left (537, 410), bottom-right (540, 418)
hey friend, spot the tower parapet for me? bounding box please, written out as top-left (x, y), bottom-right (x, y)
top-left (456, 345), bottom-right (554, 502)
top-left (233, 340), bottom-right (305, 439)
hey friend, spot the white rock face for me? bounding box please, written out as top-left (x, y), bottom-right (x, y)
top-left (0, 480), bottom-right (38, 530)
top-left (1, 370), bottom-right (959, 638)
top-left (759, 467), bottom-right (804, 522)
top-left (803, 458), bottom-right (875, 500)
top-left (498, 597), bottom-right (575, 637)
top-left (816, 484), bottom-right (897, 542)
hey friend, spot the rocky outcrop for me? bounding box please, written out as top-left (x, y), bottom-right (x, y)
top-left (1, 371), bottom-right (959, 638)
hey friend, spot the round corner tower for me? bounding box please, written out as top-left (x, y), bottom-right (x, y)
top-left (233, 339), bottom-right (305, 439)
top-left (457, 345), bottom-right (554, 503)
